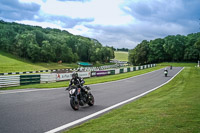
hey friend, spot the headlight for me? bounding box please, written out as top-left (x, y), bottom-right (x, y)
top-left (69, 89), bottom-right (76, 95)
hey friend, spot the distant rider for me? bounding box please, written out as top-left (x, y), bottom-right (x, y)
top-left (164, 67), bottom-right (168, 73)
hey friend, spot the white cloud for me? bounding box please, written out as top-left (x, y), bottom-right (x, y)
top-left (3, 0), bottom-right (199, 49)
top-left (19, 0), bottom-right (44, 5)
top-left (66, 25), bottom-right (92, 35)
top-left (15, 20), bottom-right (63, 29)
top-left (40, 0), bottom-right (133, 26)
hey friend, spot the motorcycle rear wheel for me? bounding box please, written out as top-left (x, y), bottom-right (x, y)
top-left (70, 97), bottom-right (79, 110)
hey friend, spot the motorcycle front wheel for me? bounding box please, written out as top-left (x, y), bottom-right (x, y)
top-left (88, 94), bottom-right (94, 106)
top-left (70, 97), bottom-right (79, 110)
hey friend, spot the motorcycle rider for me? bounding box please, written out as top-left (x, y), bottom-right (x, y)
top-left (68, 71), bottom-right (87, 101)
top-left (170, 65), bottom-right (172, 70)
top-left (164, 67), bottom-right (168, 72)
top-left (164, 67), bottom-right (168, 76)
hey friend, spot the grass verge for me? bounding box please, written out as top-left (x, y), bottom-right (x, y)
top-left (114, 51), bottom-right (128, 61)
top-left (0, 51), bottom-right (77, 73)
top-left (64, 67), bottom-right (200, 133)
top-left (158, 62), bottom-right (197, 67)
top-left (0, 66), bottom-right (163, 90)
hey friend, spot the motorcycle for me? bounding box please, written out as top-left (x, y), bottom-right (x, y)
top-left (66, 85), bottom-right (94, 110)
top-left (164, 70), bottom-right (168, 77)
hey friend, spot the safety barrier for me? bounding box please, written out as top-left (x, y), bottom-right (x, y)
top-left (91, 64), bottom-right (156, 77)
top-left (20, 75), bottom-right (41, 85)
top-left (0, 64), bottom-right (156, 88)
top-left (0, 64), bottom-right (123, 76)
top-left (0, 75), bottom-right (20, 88)
top-left (40, 74), bottom-right (57, 84)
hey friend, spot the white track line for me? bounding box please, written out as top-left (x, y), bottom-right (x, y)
top-left (0, 68), bottom-right (163, 95)
top-left (45, 67), bottom-right (184, 133)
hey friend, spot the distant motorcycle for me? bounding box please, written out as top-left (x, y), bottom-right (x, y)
top-left (164, 70), bottom-right (168, 77)
top-left (66, 85), bottom-right (94, 110)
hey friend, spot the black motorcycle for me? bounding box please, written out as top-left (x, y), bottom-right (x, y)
top-left (66, 85), bottom-right (94, 110)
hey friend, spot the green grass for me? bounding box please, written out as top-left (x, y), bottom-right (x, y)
top-left (114, 51), bottom-right (128, 61)
top-left (65, 67), bottom-right (200, 133)
top-left (0, 66), bottom-right (163, 90)
top-left (0, 51), bottom-right (46, 73)
top-left (158, 62), bottom-right (197, 67)
top-left (0, 51), bottom-right (119, 73)
top-left (0, 51), bottom-right (78, 73)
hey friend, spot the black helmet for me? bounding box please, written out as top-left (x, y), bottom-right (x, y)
top-left (72, 71), bottom-right (78, 79)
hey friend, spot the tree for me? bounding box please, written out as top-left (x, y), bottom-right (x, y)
top-left (148, 38), bottom-right (166, 63)
top-left (163, 35), bottom-right (186, 61)
top-left (129, 40), bottom-right (149, 65)
top-left (41, 40), bottom-right (55, 62)
top-left (27, 43), bottom-right (41, 62)
top-left (14, 32), bottom-right (37, 58)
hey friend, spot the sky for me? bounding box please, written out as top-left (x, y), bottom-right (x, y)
top-left (0, 0), bottom-right (200, 49)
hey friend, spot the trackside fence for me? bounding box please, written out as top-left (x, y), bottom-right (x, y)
top-left (0, 75), bottom-right (20, 88)
top-left (0, 64), bottom-right (156, 88)
top-left (40, 74), bottom-right (57, 84)
top-left (20, 75), bottom-right (40, 85)
top-left (89, 64), bottom-right (156, 77)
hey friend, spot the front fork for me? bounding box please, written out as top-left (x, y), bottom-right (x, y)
top-left (69, 88), bottom-right (81, 102)
top-left (75, 88), bottom-right (81, 102)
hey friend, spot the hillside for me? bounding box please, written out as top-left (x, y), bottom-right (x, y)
top-left (0, 20), bottom-right (114, 63)
top-left (0, 51), bottom-right (77, 73)
top-left (114, 51), bottom-right (128, 61)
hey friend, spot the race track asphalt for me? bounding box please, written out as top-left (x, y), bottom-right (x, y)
top-left (0, 67), bottom-right (183, 133)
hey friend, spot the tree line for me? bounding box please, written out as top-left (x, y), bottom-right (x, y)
top-left (129, 33), bottom-right (200, 65)
top-left (0, 20), bottom-right (114, 63)
top-left (113, 48), bottom-right (129, 52)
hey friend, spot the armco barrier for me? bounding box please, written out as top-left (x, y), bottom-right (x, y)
top-left (0, 64), bottom-right (156, 88)
top-left (0, 64), bottom-right (121, 76)
top-left (124, 68), bottom-right (127, 73)
top-left (40, 74), bottom-right (57, 84)
top-left (120, 69), bottom-right (124, 73)
top-left (91, 64), bottom-right (155, 77)
top-left (115, 69), bottom-right (120, 74)
top-left (20, 75), bottom-right (41, 85)
top-left (110, 70), bottom-right (115, 75)
top-left (0, 75), bottom-right (20, 88)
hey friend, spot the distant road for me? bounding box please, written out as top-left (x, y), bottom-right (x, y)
top-left (0, 67), bottom-right (183, 133)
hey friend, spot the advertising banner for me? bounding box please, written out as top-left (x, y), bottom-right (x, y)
top-left (56, 73), bottom-right (71, 81)
top-left (91, 71), bottom-right (96, 77)
top-left (56, 72), bottom-right (91, 81)
top-left (77, 72), bottom-right (91, 78)
top-left (96, 71), bottom-right (110, 76)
